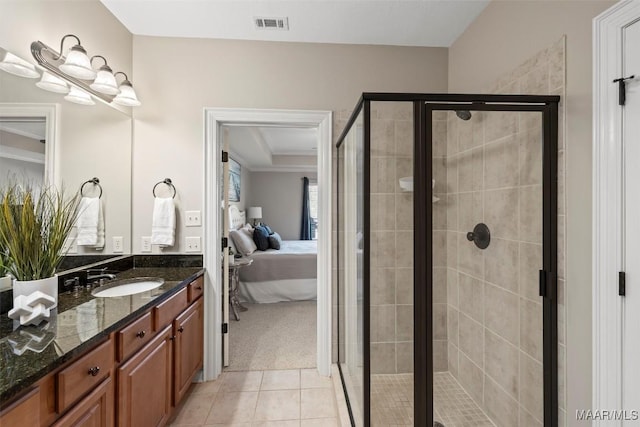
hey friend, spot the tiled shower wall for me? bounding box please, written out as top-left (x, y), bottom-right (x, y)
top-left (368, 102), bottom-right (448, 374)
top-left (444, 37), bottom-right (566, 427)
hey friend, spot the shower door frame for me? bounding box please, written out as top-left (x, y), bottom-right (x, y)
top-left (336, 93), bottom-right (560, 427)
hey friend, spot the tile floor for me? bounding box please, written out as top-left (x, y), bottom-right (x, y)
top-left (170, 369), bottom-right (340, 426)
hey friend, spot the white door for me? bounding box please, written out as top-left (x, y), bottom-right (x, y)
top-left (222, 132), bottom-right (231, 367)
top-left (622, 18), bottom-right (640, 422)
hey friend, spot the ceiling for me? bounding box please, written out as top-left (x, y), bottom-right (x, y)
top-left (100, 0), bottom-right (489, 47)
top-left (225, 125), bottom-right (317, 172)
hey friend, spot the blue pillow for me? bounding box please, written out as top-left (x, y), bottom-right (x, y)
top-left (262, 224), bottom-right (274, 235)
top-left (253, 226), bottom-right (270, 251)
top-left (268, 232), bottom-right (282, 250)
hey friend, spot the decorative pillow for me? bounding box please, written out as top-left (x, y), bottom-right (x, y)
top-left (261, 224), bottom-right (274, 235)
top-left (268, 232), bottom-right (282, 250)
top-left (230, 229), bottom-right (257, 256)
top-left (253, 226), bottom-right (270, 251)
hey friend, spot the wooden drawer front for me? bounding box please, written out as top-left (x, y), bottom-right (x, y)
top-left (0, 387), bottom-right (39, 426)
top-left (188, 276), bottom-right (204, 302)
top-left (53, 377), bottom-right (113, 427)
top-left (57, 338), bottom-right (114, 413)
top-left (154, 287), bottom-right (188, 330)
top-left (117, 311), bottom-right (154, 362)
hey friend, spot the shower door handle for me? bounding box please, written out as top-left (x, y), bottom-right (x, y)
top-left (539, 270), bottom-right (547, 297)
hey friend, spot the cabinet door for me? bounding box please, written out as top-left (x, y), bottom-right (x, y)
top-left (0, 388), bottom-right (39, 426)
top-left (53, 377), bottom-right (113, 427)
top-left (117, 325), bottom-right (172, 427)
top-left (174, 298), bottom-right (204, 404)
top-left (173, 298), bottom-right (203, 405)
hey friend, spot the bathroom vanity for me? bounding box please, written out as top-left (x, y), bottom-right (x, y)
top-left (0, 259), bottom-right (205, 427)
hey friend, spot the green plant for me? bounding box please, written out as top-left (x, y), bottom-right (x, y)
top-left (0, 246), bottom-right (10, 277)
top-left (0, 184), bottom-right (80, 281)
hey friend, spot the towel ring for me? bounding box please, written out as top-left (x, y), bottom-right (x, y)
top-left (153, 178), bottom-right (176, 199)
top-left (80, 177), bottom-right (102, 198)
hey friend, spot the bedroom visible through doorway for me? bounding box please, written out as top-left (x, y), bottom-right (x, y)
top-left (222, 123), bottom-right (320, 371)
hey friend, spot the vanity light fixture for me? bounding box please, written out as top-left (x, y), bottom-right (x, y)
top-left (55, 35), bottom-right (96, 80)
top-left (30, 37), bottom-right (141, 107)
top-left (35, 71), bottom-right (69, 94)
top-left (89, 55), bottom-right (120, 95)
top-left (64, 86), bottom-right (95, 106)
top-left (112, 72), bottom-right (141, 107)
top-left (0, 51), bottom-right (40, 79)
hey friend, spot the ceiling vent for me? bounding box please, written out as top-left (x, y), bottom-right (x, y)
top-left (254, 17), bottom-right (289, 31)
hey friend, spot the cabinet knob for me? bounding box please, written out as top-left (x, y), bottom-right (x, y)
top-left (178, 327), bottom-right (184, 333)
top-left (88, 366), bottom-right (100, 376)
top-left (195, 286), bottom-right (202, 290)
top-left (170, 336), bottom-right (176, 341)
top-left (136, 330), bottom-right (146, 339)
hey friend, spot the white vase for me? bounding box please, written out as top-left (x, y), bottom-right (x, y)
top-left (13, 275), bottom-right (58, 309)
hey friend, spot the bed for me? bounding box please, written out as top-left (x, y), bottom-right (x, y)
top-left (228, 206), bottom-right (317, 303)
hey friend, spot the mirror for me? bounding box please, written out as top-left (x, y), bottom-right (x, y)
top-left (0, 46), bottom-right (132, 256)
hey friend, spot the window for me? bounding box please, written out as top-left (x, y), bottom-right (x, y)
top-left (309, 182), bottom-right (318, 240)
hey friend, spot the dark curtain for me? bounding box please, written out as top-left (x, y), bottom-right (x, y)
top-left (300, 177), bottom-right (311, 240)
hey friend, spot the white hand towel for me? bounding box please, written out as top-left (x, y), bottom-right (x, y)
top-left (151, 197), bottom-right (175, 247)
top-left (76, 197), bottom-right (104, 248)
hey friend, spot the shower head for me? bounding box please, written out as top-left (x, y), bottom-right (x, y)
top-left (456, 110), bottom-right (472, 121)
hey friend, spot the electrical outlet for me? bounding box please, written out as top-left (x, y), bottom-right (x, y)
top-left (113, 236), bottom-right (124, 253)
top-left (185, 210), bottom-right (201, 227)
top-left (141, 236), bottom-right (152, 253)
top-left (185, 236), bottom-right (201, 252)
top-left (63, 237), bottom-right (77, 254)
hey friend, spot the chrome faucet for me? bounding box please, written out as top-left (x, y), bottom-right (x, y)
top-left (86, 268), bottom-right (117, 282)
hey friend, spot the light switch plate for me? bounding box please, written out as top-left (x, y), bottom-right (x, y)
top-left (113, 236), bottom-right (124, 253)
top-left (141, 236), bottom-right (152, 253)
top-left (185, 210), bottom-right (201, 227)
top-left (185, 236), bottom-right (201, 252)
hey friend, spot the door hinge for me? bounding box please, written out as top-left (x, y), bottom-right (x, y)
top-left (222, 323), bottom-right (228, 334)
top-left (613, 75), bottom-right (635, 106)
top-left (539, 270), bottom-right (547, 297)
top-left (619, 271), bottom-right (626, 296)
top-left (222, 237), bottom-right (228, 251)
top-left (222, 151), bottom-right (229, 163)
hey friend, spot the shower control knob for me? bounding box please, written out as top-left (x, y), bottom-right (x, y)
top-left (466, 223), bottom-right (491, 250)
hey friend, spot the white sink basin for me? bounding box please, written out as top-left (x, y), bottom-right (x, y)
top-left (91, 277), bottom-right (164, 298)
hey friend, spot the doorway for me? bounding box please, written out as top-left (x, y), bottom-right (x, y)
top-left (203, 108), bottom-right (332, 381)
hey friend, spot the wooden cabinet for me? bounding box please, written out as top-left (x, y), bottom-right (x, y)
top-left (154, 288), bottom-right (188, 331)
top-left (0, 387), bottom-right (40, 426)
top-left (117, 311), bottom-right (153, 362)
top-left (173, 298), bottom-right (203, 404)
top-left (117, 325), bottom-right (173, 427)
top-left (53, 378), bottom-right (113, 427)
top-left (57, 339), bottom-right (113, 413)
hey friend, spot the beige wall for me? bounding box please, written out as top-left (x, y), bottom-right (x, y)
top-left (449, 1), bottom-right (615, 425)
top-left (0, 0), bottom-right (134, 254)
top-left (131, 36), bottom-right (448, 252)
top-left (248, 171), bottom-right (317, 241)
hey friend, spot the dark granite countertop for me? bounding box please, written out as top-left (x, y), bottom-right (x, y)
top-left (0, 266), bottom-right (204, 406)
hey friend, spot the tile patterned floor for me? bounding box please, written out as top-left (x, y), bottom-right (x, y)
top-left (170, 369), bottom-right (340, 426)
top-left (370, 372), bottom-right (495, 427)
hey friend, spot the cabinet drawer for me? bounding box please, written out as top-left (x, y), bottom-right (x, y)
top-left (117, 311), bottom-right (154, 362)
top-left (153, 287), bottom-right (188, 330)
top-left (57, 338), bottom-right (113, 413)
top-left (188, 276), bottom-right (204, 302)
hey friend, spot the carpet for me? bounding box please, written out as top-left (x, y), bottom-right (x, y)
top-left (226, 300), bottom-right (317, 371)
